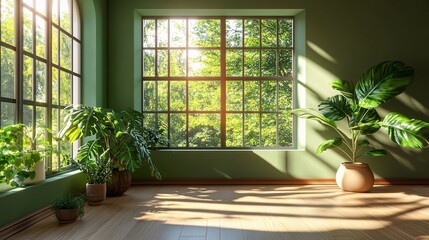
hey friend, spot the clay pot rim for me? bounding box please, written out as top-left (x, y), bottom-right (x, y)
top-left (341, 162), bottom-right (370, 168)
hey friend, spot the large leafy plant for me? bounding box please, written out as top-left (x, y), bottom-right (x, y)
top-left (59, 105), bottom-right (166, 183)
top-left (291, 61), bottom-right (429, 163)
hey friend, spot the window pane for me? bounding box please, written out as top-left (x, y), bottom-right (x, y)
top-left (244, 19), bottom-right (259, 47)
top-left (143, 19), bottom-right (155, 48)
top-left (52, 67), bottom-right (59, 105)
top-left (157, 81), bottom-right (168, 111)
top-left (226, 50), bottom-right (242, 77)
top-left (143, 50), bottom-right (155, 77)
top-left (36, 106), bottom-right (46, 127)
top-left (226, 19), bottom-right (242, 48)
top-left (1, 47), bottom-right (15, 98)
top-left (170, 19), bottom-right (186, 47)
top-left (261, 114), bottom-right (276, 147)
top-left (244, 113), bottom-right (259, 147)
top-left (226, 113), bottom-right (243, 147)
top-left (60, 71), bottom-right (71, 106)
top-left (60, 32), bottom-right (71, 70)
top-left (170, 50), bottom-right (185, 76)
top-left (143, 81), bottom-right (155, 111)
top-left (261, 81), bottom-right (277, 111)
top-left (157, 50), bottom-right (168, 77)
top-left (1, 0), bottom-right (15, 46)
top-left (261, 50), bottom-right (276, 76)
top-left (279, 112), bottom-right (293, 147)
top-left (244, 81), bottom-right (259, 111)
top-left (1, 102), bottom-right (15, 127)
top-left (52, 27), bottom-right (59, 65)
top-left (36, 16), bottom-right (47, 58)
top-left (226, 81), bottom-right (242, 111)
top-left (189, 114), bottom-right (220, 147)
top-left (278, 80), bottom-right (293, 111)
top-left (23, 55), bottom-right (33, 100)
top-left (36, 60), bottom-right (46, 102)
top-left (279, 19), bottom-right (293, 48)
top-left (188, 50), bottom-right (220, 77)
top-left (244, 50), bottom-right (259, 77)
top-left (279, 50), bottom-right (293, 77)
top-left (261, 19), bottom-right (277, 47)
top-left (189, 81), bottom-right (220, 111)
top-left (23, 8), bottom-right (33, 53)
top-left (60, 0), bottom-right (71, 33)
top-left (23, 105), bottom-right (33, 128)
top-left (189, 19), bottom-right (220, 47)
top-left (23, 0), bottom-right (33, 7)
top-left (170, 113), bottom-right (186, 147)
top-left (157, 19), bottom-right (168, 47)
top-left (52, 0), bottom-right (58, 24)
top-left (35, 0), bottom-right (47, 16)
top-left (170, 81), bottom-right (186, 111)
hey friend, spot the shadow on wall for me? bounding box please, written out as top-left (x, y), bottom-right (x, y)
top-left (303, 36), bottom-right (429, 178)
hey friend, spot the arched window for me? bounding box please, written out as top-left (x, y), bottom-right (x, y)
top-left (0, 0), bottom-right (81, 172)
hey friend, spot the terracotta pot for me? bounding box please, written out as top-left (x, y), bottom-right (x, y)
top-left (86, 183), bottom-right (106, 205)
top-left (336, 162), bottom-right (374, 192)
top-left (54, 208), bottom-right (79, 224)
top-left (107, 169), bottom-right (132, 197)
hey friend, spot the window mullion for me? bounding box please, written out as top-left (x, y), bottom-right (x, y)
top-left (220, 17), bottom-right (226, 147)
top-left (16, 0), bottom-right (23, 124)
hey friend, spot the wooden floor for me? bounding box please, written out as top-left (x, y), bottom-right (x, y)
top-left (7, 185), bottom-right (429, 240)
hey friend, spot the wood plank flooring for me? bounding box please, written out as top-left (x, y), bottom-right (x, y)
top-left (7, 185), bottom-right (429, 240)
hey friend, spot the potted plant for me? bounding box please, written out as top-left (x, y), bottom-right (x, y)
top-left (59, 105), bottom-right (166, 200)
top-left (290, 61), bottom-right (429, 192)
top-left (52, 193), bottom-right (85, 223)
top-left (107, 109), bottom-right (167, 196)
top-left (0, 124), bottom-right (52, 188)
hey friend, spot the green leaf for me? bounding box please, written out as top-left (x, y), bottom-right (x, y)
top-left (363, 149), bottom-right (387, 157)
top-left (381, 112), bottom-right (429, 148)
top-left (355, 61), bottom-right (414, 108)
top-left (318, 95), bottom-right (352, 121)
top-left (331, 79), bottom-right (355, 100)
top-left (316, 138), bottom-right (342, 154)
top-left (357, 139), bottom-right (370, 146)
top-left (289, 108), bottom-right (337, 128)
top-left (349, 107), bottom-right (381, 134)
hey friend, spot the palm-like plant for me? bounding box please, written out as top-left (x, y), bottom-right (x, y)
top-left (290, 61), bottom-right (429, 163)
top-left (59, 105), bottom-right (166, 184)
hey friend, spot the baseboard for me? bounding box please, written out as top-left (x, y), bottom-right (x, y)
top-left (133, 178), bottom-right (429, 185)
top-left (0, 206), bottom-right (53, 240)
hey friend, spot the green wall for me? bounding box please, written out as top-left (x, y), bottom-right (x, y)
top-left (107, 0), bottom-right (429, 180)
top-left (0, 0), bottom-right (107, 228)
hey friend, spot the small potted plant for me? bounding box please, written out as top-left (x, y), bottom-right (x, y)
top-left (290, 61), bottom-right (429, 192)
top-left (0, 124), bottom-right (52, 188)
top-left (52, 194), bottom-right (85, 223)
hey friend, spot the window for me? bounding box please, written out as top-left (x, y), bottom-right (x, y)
top-left (0, 0), bottom-right (81, 171)
top-left (142, 17), bottom-right (293, 148)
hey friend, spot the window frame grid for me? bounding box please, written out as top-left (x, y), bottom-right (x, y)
top-left (142, 16), bottom-right (294, 149)
top-left (0, 0), bottom-right (81, 173)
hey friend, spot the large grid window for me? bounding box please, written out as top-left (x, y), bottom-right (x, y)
top-left (142, 17), bottom-right (293, 148)
top-left (0, 0), bottom-right (81, 171)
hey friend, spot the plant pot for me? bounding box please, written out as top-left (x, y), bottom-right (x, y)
top-left (0, 182), bottom-right (15, 193)
top-left (107, 169), bottom-right (132, 197)
top-left (23, 160), bottom-right (46, 185)
top-left (86, 183), bottom-right (106, 205)
top-left (336, 162), bottom-right (374, 193)
top-left (54, 208), bottom-right (79, 224)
